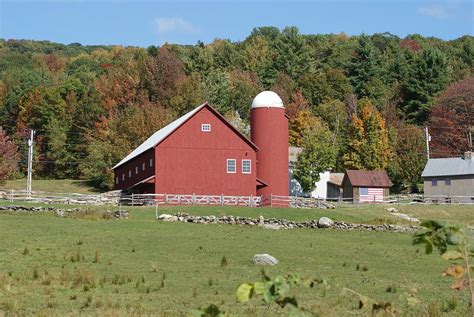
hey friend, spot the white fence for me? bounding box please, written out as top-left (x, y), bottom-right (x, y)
top-left (1, 189), bottom-right (473, 207)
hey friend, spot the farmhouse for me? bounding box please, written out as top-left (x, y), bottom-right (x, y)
top-left (342, 170), bottom-right (392, 202)
top-left (421, 152), bottom-right (474, 203)
top-left (112, 92), bottom-right (289, 201)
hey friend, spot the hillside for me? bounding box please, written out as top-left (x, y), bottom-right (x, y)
top-left (0, 31), bottom-right (472, 192)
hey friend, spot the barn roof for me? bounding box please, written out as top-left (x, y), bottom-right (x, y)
top-left (112, 102), bottom-right (258, 170)
top-left (421, 157), bottom-right (474, 177)
top-left (328, 173), bottom-right (345, 186)
top-left (344, 170), bottom-right (392, 188)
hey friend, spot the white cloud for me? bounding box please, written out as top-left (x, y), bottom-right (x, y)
top-left (418, 5), bottom-right (447, 18)
top-left (418, 4), bottom-right (449, 19)
top-left (154, 17), bottom-right (198, 34)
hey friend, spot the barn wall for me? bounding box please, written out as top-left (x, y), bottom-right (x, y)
top-left (423, 175), bottom-right (474, 203)
top-left (155, 108), bottom-right (257, 196)
top-left (113, 149), bottom-right (155, 192)
top-left (342, 177), bottom-right (353, 200)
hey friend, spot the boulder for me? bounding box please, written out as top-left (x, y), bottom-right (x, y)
top-left (252, 254), bottom-right (279, 266)
top-left (261, 223), bottom-right (281, 230)
top-left (317, 217), bottom-right (334, 228)
top-left (158, 214), bottom-right (178, 222)
top-left (386, 207), bottom-right (397, 213)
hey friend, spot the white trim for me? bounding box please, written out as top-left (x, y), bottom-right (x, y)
top-left (150, 158), bottom-right (153, 167)
top-left (142, 162), bottom-right (145, 171)
top-left (122, 174), bottom-right (125, 181)
top-left (128, 170), bottom-right (132, 178)
top-left (135, 166), bottom-right (138, 174)
top-left (201, 123), bottom-right (211, 132)
top-left (116, 177), bottom-right (119, 184)
top-left (226, 159), bottom-right (236, 173)
top-left (242, 159), bottom-right (251, 174)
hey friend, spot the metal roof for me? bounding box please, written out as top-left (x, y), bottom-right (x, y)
top-left (345, 170), bottom-right (392, 187)
top-left (112, 102), bottom-right (259, 170)
top-left (421, 157), bottom-right (474, 177)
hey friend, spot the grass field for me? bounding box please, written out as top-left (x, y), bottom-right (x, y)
top-left (0, 203), bottom-right (473, 316)
top-left (0, 179), bottom-right (99, 194)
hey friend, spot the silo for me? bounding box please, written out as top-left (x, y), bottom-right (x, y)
top-left (250, 91), bottom-right (289, 205)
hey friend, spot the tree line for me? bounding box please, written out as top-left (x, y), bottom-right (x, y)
top-left (0, 27), bottom-right (472, 192)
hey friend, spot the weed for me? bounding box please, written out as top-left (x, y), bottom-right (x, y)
top-left (73, 269), bottom-right (95, 288)
top-left (77, 240), bottom-right (83, 245)
top-left (192, 287), bottom-right (198, 298)
top-left (111, 273), bottom-right (132, 285)
top-left (356, 264), bottom-right (360, 271)
top-left (69, 295), bottom-right (77, 300)
top-left (208, 278), bottom-right (213, 287)
top-left (150, 262), bottom-right (159, 273)
top-left (220, 255), bottom-right (228, 267)
top-left (93, 250), bottom-right (100, 263)
top-left (442, 297), bottom-right (458, 312)
top-left (362, 265), bottom-right (368, 272)
top-left (385, 285), bottom-right (397, 293)
top-left (22, 247), bottom-right (29, 255)
top-left (70, 249), bottom-right (82, 263)
top-left (32, 267), bottom-right (39, 280)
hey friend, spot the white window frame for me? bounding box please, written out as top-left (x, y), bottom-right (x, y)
top-left (226, 159), bottom-right (236, 174)
top-left (116, 177), bottom-right (119, 184)
top-left (128, 170), bottom-right (131, 178)
top-left (150, 158), bottom-right (153, 167)
top-left (242, 159), bottom-right (251, 174)
top-left (135, 166), bottom-right (139, 174)
top-left (201, 123), bottom-right (211, 132)
top-left (142, 162), bottom-right (145, 171)
top-left (122, 174), bottom-right (125, 181)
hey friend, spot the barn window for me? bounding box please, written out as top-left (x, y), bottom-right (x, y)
top-left (142, 162), bottom-right (145, 171)
top-left (445, 178), bottom-right (451, 186)
top-left (122, 174), bottom-right (125, 181)
top-left (135, 166), bottom-right (138, 174)
top-left (226, 159), bottom-right (236, 173)
top-left (431, 179), bottom-right (437, 187)
top-left (129, 170), bottom-right (131, 178)
top-left (150, 159), bottom-right (153, 167)
top-left (242, 159), bottom-right (251, 174)
top-left (201, 124), bottom-right (211, 132)
top-left (116, 177), bottom-right (119, 184)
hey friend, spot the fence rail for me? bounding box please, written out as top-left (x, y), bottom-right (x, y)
top-left (0, 189), bottom-right (473, 207)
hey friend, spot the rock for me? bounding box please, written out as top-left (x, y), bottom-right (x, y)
top-left (158, 214), bottom-right (178, 222)
top-left (317, 217), bottom-right (334, 228)
top-left (252, 254), bottom-right (279, 266)
top-left (261, 223), bottom-right (281, 230)
top-left (386, 207), bottom-right (397, 213)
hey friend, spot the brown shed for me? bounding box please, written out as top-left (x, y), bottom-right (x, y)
top-left (342, 170), bottom-right (392, 202)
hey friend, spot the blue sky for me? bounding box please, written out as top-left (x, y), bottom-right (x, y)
top-left (1, 0), bottom-right (472, 47)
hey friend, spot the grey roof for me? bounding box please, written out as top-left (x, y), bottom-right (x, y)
top-left (421, 157), bottom-right (474, 177)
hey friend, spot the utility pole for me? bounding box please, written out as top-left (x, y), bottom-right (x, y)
top-left (27, 129), bottom-right (35, 198)
top-left (425, 127), bottom-right (431, 159)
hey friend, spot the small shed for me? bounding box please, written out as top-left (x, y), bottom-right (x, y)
top-left (327, 173), bottom-right (344, 200)
top-left (421, 152), bottom-right (474, 203)
top-left (342, 170), bottom-right (392, 202)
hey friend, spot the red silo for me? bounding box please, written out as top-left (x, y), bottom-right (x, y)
top-left (250, 91), bottom-right (289, 205)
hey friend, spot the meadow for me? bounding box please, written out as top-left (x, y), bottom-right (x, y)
top-left (0, 203), bottom-right (472, 316)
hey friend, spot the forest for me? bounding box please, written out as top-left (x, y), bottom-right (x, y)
top-left (0, 27), bottom-right (472, 193)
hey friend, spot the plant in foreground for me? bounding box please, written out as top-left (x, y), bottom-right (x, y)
top-left (413, 220), bottom-right (473, 315)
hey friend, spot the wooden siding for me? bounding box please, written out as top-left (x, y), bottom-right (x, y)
top-left (155, 107), bottom-right (257, 196)
top-left (113, 149), bottom-right (155, 192)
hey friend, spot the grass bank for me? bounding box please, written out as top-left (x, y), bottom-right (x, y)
top-left (0, 205), bottom-right (471, 316)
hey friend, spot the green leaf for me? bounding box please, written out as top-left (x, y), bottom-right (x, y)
top-left (442, 251), bottom-right (463, 261)
top-left (253, 282), bottom-right (265, 295)
top-left (236, 283), bottom-right (254, 303)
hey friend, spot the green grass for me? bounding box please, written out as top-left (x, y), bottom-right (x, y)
top-left (0, 204), bottom-right (472, 316)
top-left (0, 179), bottom-right (99, 194)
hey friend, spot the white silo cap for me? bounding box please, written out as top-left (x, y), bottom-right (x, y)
top-left (251, 91), bottom-right (284, 108)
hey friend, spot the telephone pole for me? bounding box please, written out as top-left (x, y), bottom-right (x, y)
top-left (425, 127), bottom-right (431, 159)
top-left (27, 129), bottom-right (35, 198)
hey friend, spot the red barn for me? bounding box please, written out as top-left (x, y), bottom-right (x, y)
top-left (113, 92), bottom-right (289, 200)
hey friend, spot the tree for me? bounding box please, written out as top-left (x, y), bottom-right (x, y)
top-left (401, 47), bottom-right (450, 124)
top-left (429, 76), bottom-right (474, 157)
top-left (0, 127), bottom-right (20, 183)
top-left (389, 124), bottom-right (426, 193)
top-left (348, 35), bottom-right (386, 102)
top-left (343, 99), bottom-right (392, 170)
top-left (293, 115), bottom-right (337, 192)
